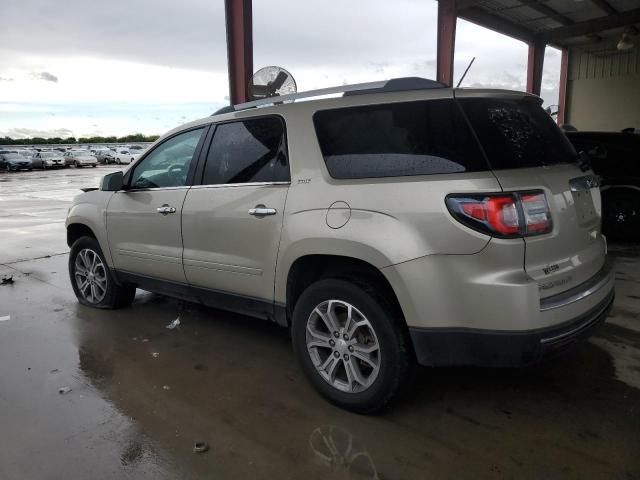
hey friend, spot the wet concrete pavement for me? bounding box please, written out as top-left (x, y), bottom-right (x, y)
top-left (1, 168), bottom-right (639, 479)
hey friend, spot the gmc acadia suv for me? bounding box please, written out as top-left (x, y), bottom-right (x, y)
top-left (66, 78), bottom-right (614, 412)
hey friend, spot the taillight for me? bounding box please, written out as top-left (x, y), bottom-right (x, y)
top-left (446, 191), bottom-right (552, 238)
top-left (520, 192), bottom-right (552, 234)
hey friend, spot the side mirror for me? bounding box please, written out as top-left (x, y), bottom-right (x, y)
top-left (100, 171), bottom-right (125, 191)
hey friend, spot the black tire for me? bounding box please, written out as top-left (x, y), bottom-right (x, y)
top-left (69, 236), bottom-right (136, 309)
top-left (291, 278), bottom-right (412, 413)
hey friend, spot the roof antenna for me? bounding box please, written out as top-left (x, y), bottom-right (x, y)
top-left (456, 57), bottom-right (476, 88)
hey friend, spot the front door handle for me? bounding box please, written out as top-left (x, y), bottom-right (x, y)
top-left (157, 205), bottom-right (177, 215)
top-left (248, 205), bottom-right (277, 217)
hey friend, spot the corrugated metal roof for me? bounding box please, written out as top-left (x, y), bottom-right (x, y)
top-left (456, 0), bottom-right (640, 48)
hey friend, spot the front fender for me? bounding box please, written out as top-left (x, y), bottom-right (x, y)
top-left (66, 191), bottom-right (114, 267)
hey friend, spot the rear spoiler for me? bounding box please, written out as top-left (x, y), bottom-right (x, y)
top-left (81, 187), bottom-right (98, 193)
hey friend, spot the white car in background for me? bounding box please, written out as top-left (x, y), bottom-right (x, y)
top-left (114, 149), bottom-right (144, 165)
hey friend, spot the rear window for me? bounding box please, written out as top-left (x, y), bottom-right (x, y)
top-left (313, 99), bottom-right (488, 179)
top-left (458, 97), bottom-right (577, 170)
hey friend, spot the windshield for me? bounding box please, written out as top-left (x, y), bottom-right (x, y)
top-left (458, 97), bottom-right (577, 170)
top-left (4, 154), bottom-right (23, 160)
top-left (41, 152), bottom-right (59, 158)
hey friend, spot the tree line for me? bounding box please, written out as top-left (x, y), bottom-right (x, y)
top-left (0, 133), bottom-right (160, 145)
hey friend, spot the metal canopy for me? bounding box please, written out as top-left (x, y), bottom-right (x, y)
top-left (456, 0), bottom-right (640, 48)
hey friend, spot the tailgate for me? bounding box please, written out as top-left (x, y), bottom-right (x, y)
top-left (493, 165), bottom-right (605, 298)
top-left (456, 93), bottom-right (607, 298)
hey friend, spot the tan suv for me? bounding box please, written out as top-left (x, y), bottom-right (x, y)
top-left (66, 78), bottom-right (614, 412)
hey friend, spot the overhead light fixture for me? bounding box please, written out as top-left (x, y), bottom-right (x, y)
top-left (617, 30), bottom-right (634, 51)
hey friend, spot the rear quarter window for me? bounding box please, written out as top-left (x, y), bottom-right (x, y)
top-left (458, 97), bottom-right (577, 170)
top-left (313, 99), bottom-right (488, 179)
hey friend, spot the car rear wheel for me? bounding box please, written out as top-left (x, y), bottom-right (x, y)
top-left (291, 278), bottom-right (411, 413)
top-left (69, 236), bottom-right (136, 309)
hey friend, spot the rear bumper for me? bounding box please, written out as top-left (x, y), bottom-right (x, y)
top-left (409, 288), bottom-right (614, 367)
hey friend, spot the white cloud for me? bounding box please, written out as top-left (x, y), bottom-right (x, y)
top-left (0, 0), bottom-right (561, 137)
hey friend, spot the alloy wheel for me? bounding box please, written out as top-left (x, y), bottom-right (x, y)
top-left (306, 300), bottom-right (381, 393)
top-left (74, 248), bottom-right (107, 304)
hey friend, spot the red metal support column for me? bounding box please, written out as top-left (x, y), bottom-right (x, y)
top-left (436, 0), bottom-right (457, 87)
top-left (526, 41), bottom-right (545, 96)
top-left (224, 0), bottom-right (253, 105)
top-left (557, 48), bottom-right (569, 125)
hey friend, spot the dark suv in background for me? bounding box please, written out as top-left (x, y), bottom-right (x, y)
top-left (566, 131), bottom-right (640, 241)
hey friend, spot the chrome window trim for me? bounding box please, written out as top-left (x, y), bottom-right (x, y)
top-left (189, 181), bottom-right (290, 190)
top-left (539, 258), bottom-right (614, 312)
top-left (116, 186), bottom-right (191, 193)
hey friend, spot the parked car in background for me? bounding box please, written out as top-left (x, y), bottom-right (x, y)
top-left (0, 153), bottom-right (33, 171)
top-left (0, 149), bottom-right (19, 158)
top-left (94, 150), bottom-right (115, 164)
top-left (64, 150), bottom-right (98, 168)
top-left (66, 80), bottom-right (614, 412)
top-left (566, 130), bottom-right (640, 241)
top-left (114, 149), bottom-right (142, 165)
top-left (31, 151), bottom-right (65, 169)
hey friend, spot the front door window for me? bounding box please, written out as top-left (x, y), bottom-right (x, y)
top-left (130, 128), bottom-right (204, 189)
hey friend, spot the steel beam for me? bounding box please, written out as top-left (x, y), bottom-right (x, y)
top-left (589, 0), bottom-right (616, 15)
top-left (537, 8), bottom-right (640, 43)
top-left (224, 0), bottom-right (253, 105)
top-left (526, 41), bottom-right (545, 96)
top-left (457, 6), bottom-right (535, 44)
top-left (437, 0), bottom-right (457, 87)
top-left (557, 48), bottom-right (568, 125)
top-left (517, 0), bottom-right (573, 26)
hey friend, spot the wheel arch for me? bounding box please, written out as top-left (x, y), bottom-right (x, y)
top-left (66, 223), bottom-right (98, 247)
top-left (283, 254), bottom-right (405, 329)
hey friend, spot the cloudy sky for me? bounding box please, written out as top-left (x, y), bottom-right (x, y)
top-left (0, 0), bottom-right (561, 139)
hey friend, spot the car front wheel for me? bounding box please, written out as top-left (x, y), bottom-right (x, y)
top-left (291, 278), bottom-right (412, 413)
top-left (69, 236), bottom-right (136, 309)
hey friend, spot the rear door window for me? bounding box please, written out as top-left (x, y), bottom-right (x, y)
top-left (201, 116), bottom-right (289, 185)
top-left (313, 99), bottom-right (488, 179)
top-left (458, 97), bottom-right (577, 170)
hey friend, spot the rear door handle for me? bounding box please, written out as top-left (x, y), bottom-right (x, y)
top-left (157, 205), bottom-right (177, 215)
top-left (248, 205), bottom-right (276, 217)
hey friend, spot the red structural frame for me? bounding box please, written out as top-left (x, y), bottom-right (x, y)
top-left (526, 41), bottom-right (546, 96)
top-left (557, 48), bottom-right (569, 125)
top-left (437, 0), bottom-right (457, 87)
top-left (223, 0), bottom-right (569, 117)
top-left (224, 0), bottom-right (253, 105)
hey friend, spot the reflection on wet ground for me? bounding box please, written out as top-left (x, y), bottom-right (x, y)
top-left (1, 169), bottom-right (639, 479)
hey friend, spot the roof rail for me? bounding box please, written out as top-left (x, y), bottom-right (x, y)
top-left (224, 77), bottom-right (445, 113)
